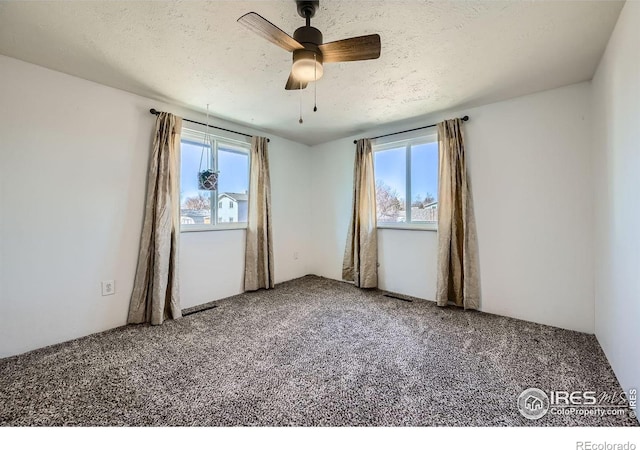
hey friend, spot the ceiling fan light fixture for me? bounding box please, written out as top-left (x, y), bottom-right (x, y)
top-left (292, 50), bottom-right (323, 82)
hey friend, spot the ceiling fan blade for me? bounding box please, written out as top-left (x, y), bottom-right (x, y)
top-left (285, 73), bottom-right (308, 90)
top-left (319, 34), bottom-right (381, 63)
top-left (238, 12), bottom-right (304, 52)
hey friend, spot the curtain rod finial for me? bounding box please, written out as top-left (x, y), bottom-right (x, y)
top-left (150, 108), bottom-right (159, 115)
top-left (462, 115), bottom-right (469, 121)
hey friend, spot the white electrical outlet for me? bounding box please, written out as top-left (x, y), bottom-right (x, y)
top-left (101, 280), bottom-right (115, 296)
top-left (293, 252), bottom-right (299, 260)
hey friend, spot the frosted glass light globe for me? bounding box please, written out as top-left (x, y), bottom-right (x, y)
top-left (292, 57), bottom-right (323, 82)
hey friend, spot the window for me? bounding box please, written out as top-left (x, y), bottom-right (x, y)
top-left (180, 128), bottom-right (250, 231)
top-left (373, 133), bottom-right (438, 229)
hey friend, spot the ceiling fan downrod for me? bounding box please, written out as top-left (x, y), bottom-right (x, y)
top-left (297, 1), bottom-right (319, 23)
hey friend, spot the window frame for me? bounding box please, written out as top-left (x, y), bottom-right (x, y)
top-left (179, 128), bottom-right (251, 233)
top-left (373, 131), bottom-right (439, 232)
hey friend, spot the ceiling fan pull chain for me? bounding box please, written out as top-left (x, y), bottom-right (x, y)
top-left (313, 53), bottom-right (318, 112)
top-left (299, 81), bottom-right (304, 124)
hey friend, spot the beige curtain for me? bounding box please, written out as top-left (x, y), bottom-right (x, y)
top-left (128, 112), bottom-right (183, 325)
top-left (436, 119), bottom-right (480, 309)
top-left (244, 136), bottom-right (275, 291)
top-left (342, 138), bottom-right (378, 288)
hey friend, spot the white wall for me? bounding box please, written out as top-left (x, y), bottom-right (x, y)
top-left (591, 1), bottom-right (640, 403)
top-left (0, 55), bottom-right (311, 357)
top-left (310, 82), bottom-right (594, 333)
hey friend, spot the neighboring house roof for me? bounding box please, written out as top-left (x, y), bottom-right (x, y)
top-left (219, 192), bottom-right (248, 202)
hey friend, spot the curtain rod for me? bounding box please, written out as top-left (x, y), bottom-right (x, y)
top-left (149, 109), bottom-right (269, 142)
top-left (353, 115), bottom-right (469, 144)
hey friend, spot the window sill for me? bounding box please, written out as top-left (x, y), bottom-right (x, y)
top-left (377, 224), bottom-right (438, 232)
top-left (181, 224), bottom-right (247, 233)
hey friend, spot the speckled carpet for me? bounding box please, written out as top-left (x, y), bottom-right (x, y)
top-left (0, 275), bottom-right (636, 426)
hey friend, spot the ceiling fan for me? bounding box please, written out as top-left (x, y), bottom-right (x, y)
top-left (238, 0), bottom-right (381, 90)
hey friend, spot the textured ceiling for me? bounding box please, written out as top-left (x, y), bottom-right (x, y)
top-left (0, 1), bottom-right (623, 145)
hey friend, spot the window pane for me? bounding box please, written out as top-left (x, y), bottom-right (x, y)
top-left (180, 139), bottom-right (212, 225)
top-left (217, 145), bottom-right (249, 224)
top-left (410, 142), bottom-right (438, 224)
top-left (374, 147), bottom-right (406, 223)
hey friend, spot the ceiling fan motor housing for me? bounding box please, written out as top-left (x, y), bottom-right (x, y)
top-left (293, 26), bottom-right (323, 48)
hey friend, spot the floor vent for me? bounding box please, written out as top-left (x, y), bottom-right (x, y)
top-left (182, 304), bottom-right (218, 317)
top-left (384, 294), bottom-right (413, 303)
